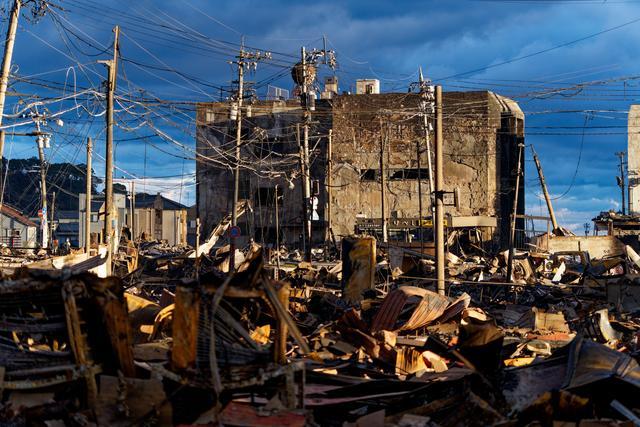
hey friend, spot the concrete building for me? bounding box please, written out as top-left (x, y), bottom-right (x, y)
top-left (78, 193), bottom-right (127, 249)
top-left (53, 210), bottom-right (80, 247)
top-left (132, 193), bottom-right (188, 246)
top-left (0, 204), bottom-right (37, 248)
top-left (79, 192), bottom-right (188, 247)
top-left (196, 90), bottom-right (524, 250)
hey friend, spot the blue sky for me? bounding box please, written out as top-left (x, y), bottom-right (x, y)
top-left (3, 0), bottom-right (640, 229)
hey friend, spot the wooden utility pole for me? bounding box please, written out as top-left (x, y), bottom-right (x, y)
top-left (0, 0), bottom-right (20, 163)
top-left (103, 26), bottom-right (119, 274)
top-left (85, 137), bottom-right (92, 254)
top-left (434, 86), bottom-right (445, 295)
top-left (379, 117), bottom-right (388, 243)
top-left (616, 151), bottom-right (626, 215)
top-left (531, 146), bottom-right (558, 231)
top-left (506, 143), bottom-right (525, 282)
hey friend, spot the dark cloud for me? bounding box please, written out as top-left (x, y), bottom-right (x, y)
top-left (4, 0), bottom-right (640, 223)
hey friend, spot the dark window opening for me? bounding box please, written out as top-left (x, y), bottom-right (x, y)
top-left (255, 187), bottom-right (281, 207)
top-left (389, 168), bottom-right (429, 180)
top-left (361, 169), bottom-right (377, 181)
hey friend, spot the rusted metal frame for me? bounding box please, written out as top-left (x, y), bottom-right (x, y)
top-left (209, 274), bottom-right (235, 395)
top-left (213, 361), bottom-right (305, 391)
top-left (3, 365), bottom-right (103, 390)
top-left (61, 280), bottom-right (98, 406)
top-left (214, 305), bottom-right (260, 352)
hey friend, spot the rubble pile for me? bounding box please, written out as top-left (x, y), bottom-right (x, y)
top-left (0, 235), bottom-right (639, 426)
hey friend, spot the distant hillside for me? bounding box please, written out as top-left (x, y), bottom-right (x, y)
top-left (0, 157), bottom-right (100, 217)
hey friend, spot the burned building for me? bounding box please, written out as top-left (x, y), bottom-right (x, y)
top-left (196, 89), bottom-right (524, 250)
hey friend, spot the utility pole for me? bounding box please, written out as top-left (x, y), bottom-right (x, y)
top-left (296, 124), bottom-right (308, 257)
top-left (85, 137), bottom-right (92, 254)
top-left (584, 222), bottom-right (591, 236)
top-left (531, 146), bottom-right (559, 231)
top-left (0, 0), bottom-right (21, 231)
top-left (0, 0), bottom-right (20, 163)
top-left (300, 46), bottom-right (313, 261)
top-left (506, 143), bottom-right (525, 282)
top-left (434, 86), bottom-right (445, 295)
top-left (102, 26), bottom-right (119, 274)
top-left (616, 151), bottom-right (626, 215)
top-left (326, 129), bottom-right (332, 243)
top-left (36, 131), bottom-right (48, 248)
top-left (229, 41), bottom-right (270, 272)
top-left (131, 180), bottom-right (135, 242)
top-left (50, 191), bottom-right (55, 247)
top-left (129, 180), bottom-right (135, 241)
top-left (195, 218), bottom-right (200, 281)
top-left (379, 117), bottom-right (388, 243)
top-left (302, 122), bottom-right (312, 260)
top-left (274, 184), bottom-right (281, 280)
top-left (410, 67), bottom-right (436, 254)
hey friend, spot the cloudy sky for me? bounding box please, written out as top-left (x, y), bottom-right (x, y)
top-left (3, 0), bottom-right (640, 229)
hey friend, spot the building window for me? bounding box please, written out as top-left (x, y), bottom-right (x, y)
top-left (389, 168), bottom-right (429, 180)
top-left (361, 169), bottom-right (378, 181)
top-left (254, 187), bottom-right (281, 207)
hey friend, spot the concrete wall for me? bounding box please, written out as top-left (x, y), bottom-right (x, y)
top-left (0, 213), bottom-right (36, 247)
top-left (329, 92), bottom-right (524, 248)
top-left (535, 235), bottom-right (625, 259)
top-left (196, 91), bottom-right (524, 249)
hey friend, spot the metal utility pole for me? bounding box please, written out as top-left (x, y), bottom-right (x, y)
top-left (85, 137), bottom-right (92, 254)
top-left (616, 151), bottom-right (626, 215)
top-left (434, 86), bottom-right (445, 295)
top-left (103, 26), bottom-right (119, 273)
top-left (0, 0), bottom-right (20, 163)
top-left (36, 133), bottom-right (48, 248)
top-left (506, 143), bottom-right (525, 282)
top-left (229, 41), bottom-right (270, 272)
top-left (531, 146), bottom-right (559, 231)
top-left (379, 117), bottom-right (388, 243)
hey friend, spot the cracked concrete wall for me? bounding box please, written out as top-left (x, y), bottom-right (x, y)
top-left (329, 91), bottom-right (523, 247)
